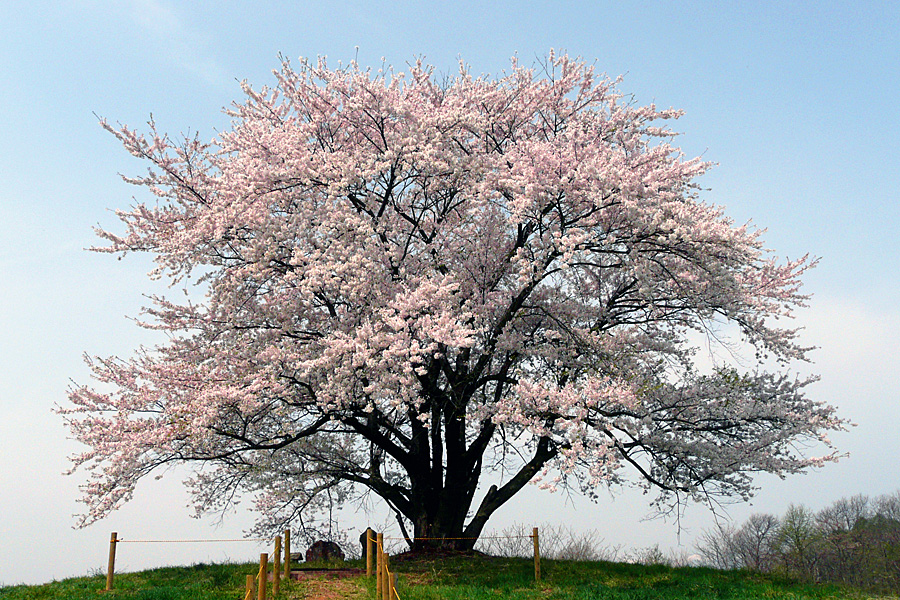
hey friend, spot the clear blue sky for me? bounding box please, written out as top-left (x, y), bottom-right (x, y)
top-left (1, 0), bottom-right (898, 586)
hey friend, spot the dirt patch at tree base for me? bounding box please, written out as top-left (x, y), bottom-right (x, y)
top-left (290, 575), bottom-right (368, 600)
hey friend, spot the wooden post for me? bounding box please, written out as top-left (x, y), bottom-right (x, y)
top-left (366, 528), bottom-right (375, 577)
top-left (381, 553), bottom-right (390, 600)
top-left (273, 535), bottom-right (282, 597)
top-left (105, 532), bottom-right (117, 591)
top-left (283, 529), bottom-right (291, 579)
top-left (258, 553), bottom-right (268, 600)
top-left (391, 571), bottom-right (399, 600)
top-left (376, 533), bottom-right (384, 599)
top-left (245, 574), bottom-right (255, 600)
top-left (532, 527), bottom-right (541, 582)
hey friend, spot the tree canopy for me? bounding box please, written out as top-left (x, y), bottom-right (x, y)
top-left (63, 52), bottom-right (845, 550)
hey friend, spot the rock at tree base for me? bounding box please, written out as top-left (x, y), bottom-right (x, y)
top-left (306, 540), bottom-right (345, 562)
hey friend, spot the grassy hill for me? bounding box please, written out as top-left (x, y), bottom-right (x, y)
top-left (0, 555), bottom-right (893, 599)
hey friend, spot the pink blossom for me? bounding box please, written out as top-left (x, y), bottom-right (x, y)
top-left (62, 52), bottom-right (846, 546)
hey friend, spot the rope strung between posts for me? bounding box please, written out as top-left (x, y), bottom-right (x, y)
top-left (382, 534), bottom-right (534, 540)
top-left (115, 537), bottom-right (269, 543)
top-left (109, 530), bottom-right (292, 598)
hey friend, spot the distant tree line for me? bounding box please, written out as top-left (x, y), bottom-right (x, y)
top-left (697, 491), bottom-right (900, 593)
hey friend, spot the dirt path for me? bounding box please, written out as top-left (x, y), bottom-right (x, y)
top-left (284, 570), bottom-right (368, 600)
top-left (298, 577), bottom-right (368, 600)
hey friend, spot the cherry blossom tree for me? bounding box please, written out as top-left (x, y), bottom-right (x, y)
top-left (63, 52), bottom-right (846, 551)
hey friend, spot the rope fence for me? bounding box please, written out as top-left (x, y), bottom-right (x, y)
top-left (240, 535), bottom-right (289, 600)
top-left (368, 529), bottom-right (401, 600)
top-left (367, 525), bottom-right (542, 598)
top-left (104, 526), bottom-right (542, 597)
top-left (105, 529), bottom-right (292, 598)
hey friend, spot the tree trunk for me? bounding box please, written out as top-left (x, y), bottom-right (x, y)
top-left (397, 430), bottom-right (557, 554)
top-left (407, 474), bottom-right (478, 552)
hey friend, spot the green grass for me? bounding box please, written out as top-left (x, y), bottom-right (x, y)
top-left (0, 562), bottom-right (265, 600)
top-left (1, 556), bottom-right (894, 600)
top-left (389, 554), bottom-right (892, 600)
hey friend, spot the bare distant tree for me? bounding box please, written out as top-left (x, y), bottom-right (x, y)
top-left (734, 513), bottom-right (781, 571)
top-left (697, 523), bottom-right (741, 569)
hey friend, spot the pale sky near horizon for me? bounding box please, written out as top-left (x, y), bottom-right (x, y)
top-left (1, 0), bottom-right (899, 587)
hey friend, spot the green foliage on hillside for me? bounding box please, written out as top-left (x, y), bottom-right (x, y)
top-left (697, 490), bottom-right (900, 594)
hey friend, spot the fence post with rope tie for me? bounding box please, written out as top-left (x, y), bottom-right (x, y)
top-left (374, 531), bottom-right (401, 600)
